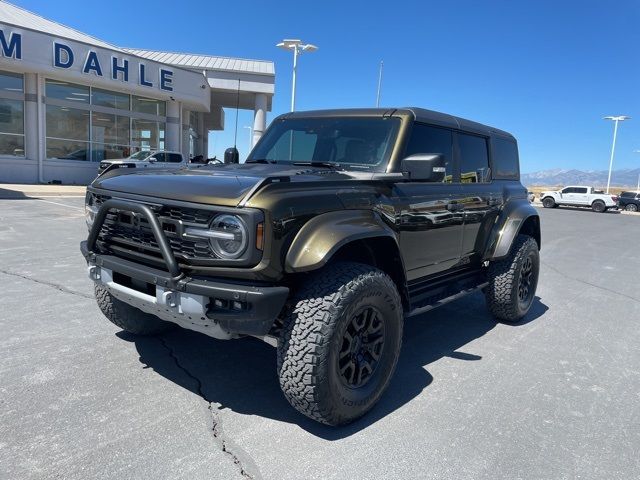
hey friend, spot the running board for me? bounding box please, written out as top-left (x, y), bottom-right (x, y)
top-left (407, 281), bottom-right (488, 317)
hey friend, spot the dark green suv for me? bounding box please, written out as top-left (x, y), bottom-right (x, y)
top-left (81, 108), bottom-right (541, 426)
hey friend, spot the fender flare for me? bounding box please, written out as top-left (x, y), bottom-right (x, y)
top-left (485, 200), bottom-right (540, 260)
top-left (285, 209), bottom-right (398, 273)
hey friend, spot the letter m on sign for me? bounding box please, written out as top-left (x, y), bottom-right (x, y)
top-left (0, 30), bottom-right (21, 59)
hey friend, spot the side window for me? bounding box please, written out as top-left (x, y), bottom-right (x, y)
top-left (404, 124), bottom-right (453, 182)
top-left (151, 153), bottom-right (166, 162)
top-left (575, 187), bottom-right (588, 194)
top-left (166, 153), bottom-right (182, 163)
top-left (491, 137), bottom-right (519, 179)
top-left (562, 187), bottom-right (573, 194)
top-left (458, 133), bottom-right (490, 183)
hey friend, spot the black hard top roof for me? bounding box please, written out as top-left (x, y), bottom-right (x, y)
top-left (282, 107), bottom-right (515, 140)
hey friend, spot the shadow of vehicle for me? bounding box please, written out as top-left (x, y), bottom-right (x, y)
top-left (121, 292), bottom-right (548, 439)
top-left (547, 205), bottom-right (620, 214)
top-left (0, 187), bottom-right (27, 199)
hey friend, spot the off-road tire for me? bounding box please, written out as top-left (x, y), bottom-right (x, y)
top-left (95, 284), bottom-right (174, 335)
top-left (625, 204), bottom-right (638, 212)
top-left (485, 234), bottom-right (539, 323)
top-left (542, 197), bottom-right (555, 208)
top-left (592, 200), bottom-right (606, 213)
top-left (277, 262), bottom-right (403, 426)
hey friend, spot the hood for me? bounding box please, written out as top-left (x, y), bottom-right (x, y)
top-left (90, 163), bottom-right (358, 207)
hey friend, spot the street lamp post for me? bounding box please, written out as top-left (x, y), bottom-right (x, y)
top-left (277, 39), bottom-right (318, 111)
top-left (634, 150), bottom-right (640, 192)
top-left (603, 115), bottom-right (630, 194)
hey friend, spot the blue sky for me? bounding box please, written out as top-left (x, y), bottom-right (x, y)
top-left (14, 0), bottom-right (640, 173)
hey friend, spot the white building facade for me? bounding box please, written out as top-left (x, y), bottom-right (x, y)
top-left (0, 1), bottom-right (274, 184)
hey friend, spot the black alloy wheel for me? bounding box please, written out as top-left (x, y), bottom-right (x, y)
top-left (338, 306), bottom-right (386, 389)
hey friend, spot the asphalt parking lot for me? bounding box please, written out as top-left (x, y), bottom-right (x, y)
top-left (1, 197), bottom-right (639, 480)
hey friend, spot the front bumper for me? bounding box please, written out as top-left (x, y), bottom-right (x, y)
top-left (82, 242), bottom-right (288, 338)
top-left (80, 196), bottom-right (288, 339)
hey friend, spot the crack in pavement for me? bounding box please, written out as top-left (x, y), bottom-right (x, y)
top-left (541, 261), bottom-right (640, 305)
top-left (158, 336), bottom-right (261, 480)
top-left (0, 269), bottom-right (93, 299)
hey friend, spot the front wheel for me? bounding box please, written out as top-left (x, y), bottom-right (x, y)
top-left (592, 200), bottom-right (606, 213)
top-left (625, 204), bottom-right (638, 212)
top-left (485, 235), bottom-right (540, 323)
top-left (277, 262), bottom-right (403, 426)
top-left (542, 197), bottom-right (556, 208)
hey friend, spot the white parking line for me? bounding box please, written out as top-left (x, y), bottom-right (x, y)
top-left (35, 199), bottom-right (84, 211)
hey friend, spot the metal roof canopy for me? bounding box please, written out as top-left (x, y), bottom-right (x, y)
top-left (125, 49), bottom-right (275, 111)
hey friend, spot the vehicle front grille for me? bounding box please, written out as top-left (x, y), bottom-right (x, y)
top-left (92, 194), bottom-right (217, 266)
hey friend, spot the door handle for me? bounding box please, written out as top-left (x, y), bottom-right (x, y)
top-left (447, 202), bottom-right (464, 212)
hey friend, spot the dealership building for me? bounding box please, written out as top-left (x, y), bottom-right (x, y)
top-left (0, 2), bottom-right (275, 184)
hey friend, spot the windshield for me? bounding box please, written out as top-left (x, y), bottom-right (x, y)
top-left (247, 117), bottom-right (401, 171)
top-left (127, 151), bottom-right (152, 161)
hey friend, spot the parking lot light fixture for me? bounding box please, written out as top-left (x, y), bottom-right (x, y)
top-left (603, 115), bottom-right (630, 194)
top-left (276, 39), bottom-right (318, 112)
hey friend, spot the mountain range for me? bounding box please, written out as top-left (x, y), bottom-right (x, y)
top-left (521, 168), bottom-right (640, 187)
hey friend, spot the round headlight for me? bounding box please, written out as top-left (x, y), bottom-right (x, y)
top-left (209, 214), bottom-right (248, 259)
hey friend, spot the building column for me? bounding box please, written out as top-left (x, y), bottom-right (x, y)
top-left (196, 112), bottom-right (205, 156)
top-left (23, 73), bottom-right (39, 162)
top-left (166, 101), bottom-right (181, 153)
top-left (252, 93), bottom-right (267, 147)
top-left (182, 108), bottom-right (191, 160)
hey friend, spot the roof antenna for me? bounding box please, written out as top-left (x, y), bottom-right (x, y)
top-left (225, 79), bottom-right (241, 164)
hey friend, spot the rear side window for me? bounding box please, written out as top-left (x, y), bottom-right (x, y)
top-left (458, 133), bottom-right (490, 183)
top-left (491, 137), bottom-right (519, 180)
top-left (575, 187), bottom-right (588, 194)
top-left (166, 153), bottom-right (182, 163)
top-left (404, 124), bottom-right (453, 182)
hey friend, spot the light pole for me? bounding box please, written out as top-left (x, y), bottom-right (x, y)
top-left (376, 60), bottom-right (383, 107)
top-left (603, 115), bottom-right (630, 193)
top-left (276, 39), bottom-right (318, 111)
top-left (634, 150), bottom-right (640, 192)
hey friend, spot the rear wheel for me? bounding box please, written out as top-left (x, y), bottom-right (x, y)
top-left (95, 285), bottom-right (174, 335)
top-left (625, 204), bottom-right (638, 212)
top-left (277, 262), bottom-right (403, 426)
top-left (542, 197), bottom-right (555, 208)
top-left (485, 235), bottom-right (539, 323)
top-left (592, 200), bottom-right (606, 213)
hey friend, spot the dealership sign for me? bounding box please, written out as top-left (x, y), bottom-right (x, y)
top-left (0, 29), bottom-right (173, 91)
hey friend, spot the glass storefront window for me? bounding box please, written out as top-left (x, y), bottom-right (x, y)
top-left (132, 96), bottom-right (166, 116)
top-left (0, 134), bottom-right (24, 156)
top-left (45, 80), bottom-right (90, 104)
top-left (46, 139), bottom-right (90, 161)
top-left (92, 88), bottom-right (130, 110)
top-left (92, 112), bottom-right (130, 145)
top-left (0, 71), bottom-right (23, 93)
top-left (0, 98), bottom-right (24, 156)
top-left (92, 144), bottom-right (132, 162)
top-left (46, 105), bottom-right (89, 141)
top-left (132, 120), bottom-right (165, 150)
top-left (0, 98), bottom-right (24, 135)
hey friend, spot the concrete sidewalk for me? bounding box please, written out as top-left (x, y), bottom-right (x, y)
top-left (0, 183), bottom-right (86, 198)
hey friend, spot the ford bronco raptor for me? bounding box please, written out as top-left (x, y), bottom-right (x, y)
top-left (81, 108), bottom-right (541, 426)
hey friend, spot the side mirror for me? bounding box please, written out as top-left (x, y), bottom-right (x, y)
top-left (224, 147), bottom-right (240, 164)
top-left (401, 154), bottom-right (445, 182)
top-left (147, 156), bottom-right (157, 163)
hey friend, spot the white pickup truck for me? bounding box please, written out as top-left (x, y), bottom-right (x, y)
top-left (98, 151), bottom-right (185, 175)
top-left (540, 186), bottom-right (618, 213)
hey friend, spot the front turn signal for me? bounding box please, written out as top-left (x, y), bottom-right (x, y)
top-left (256, 222), bottom-right (264, 251)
